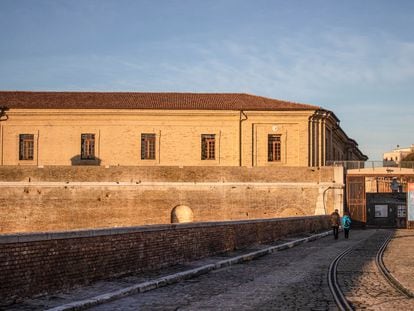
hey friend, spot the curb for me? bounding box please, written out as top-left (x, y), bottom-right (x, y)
top-left (47, 230), bottom-right (331, 311)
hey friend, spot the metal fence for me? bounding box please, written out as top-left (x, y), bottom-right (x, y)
top-left (326, 161), bottom-right (414, 171)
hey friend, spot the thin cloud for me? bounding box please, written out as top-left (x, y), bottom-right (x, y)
top-left (104, 30), bottom-right (414, 101)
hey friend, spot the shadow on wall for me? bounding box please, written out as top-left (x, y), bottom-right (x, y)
top-left (70, 155), bottom-right (102, 166)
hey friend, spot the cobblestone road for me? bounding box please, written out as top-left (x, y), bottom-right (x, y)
top-left (91, 229), bottom-right (385, 311)
top-left (337, 230), bottom-right (414, 310)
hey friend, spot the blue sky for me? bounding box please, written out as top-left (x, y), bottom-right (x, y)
top-left (1, 0), bottom-right (414, 160)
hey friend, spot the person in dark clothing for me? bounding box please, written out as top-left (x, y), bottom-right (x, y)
top-left (342, 211), bottom-right (352, 239)
top-left (330, 209), bottom-right (340, 240)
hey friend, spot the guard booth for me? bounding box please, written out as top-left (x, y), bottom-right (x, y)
top-left (346, 167), bottom-right (414, 228)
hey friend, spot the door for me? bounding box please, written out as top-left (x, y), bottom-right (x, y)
top-left (346, 175), bottom-right (366, 226)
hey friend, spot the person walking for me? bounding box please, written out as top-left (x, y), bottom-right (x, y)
top-left (342, 211), bottom-right (352, 239)
top-left (330, 209), bottom-right (340, 240)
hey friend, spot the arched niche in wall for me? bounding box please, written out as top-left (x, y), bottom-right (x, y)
top-left (171, 205), bottom-right (194, 223)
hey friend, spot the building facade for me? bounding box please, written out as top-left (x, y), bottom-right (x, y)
top-left (0, 91), bottom-right (367, 167)
top-left (0, 92), bottom-right (365, 233)
top-left (383, 144), bottom-right (414, 165)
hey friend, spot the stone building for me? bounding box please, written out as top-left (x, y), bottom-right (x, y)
top-left (0, 91), bottom-right (367, 233)
top-left (0, 91), bottom-right (367, 167)
top-left (383, 144), bottom-right (414, 165)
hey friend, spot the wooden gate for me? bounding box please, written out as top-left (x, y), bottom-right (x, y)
top-left (346, 175), bottom-right (366, 226)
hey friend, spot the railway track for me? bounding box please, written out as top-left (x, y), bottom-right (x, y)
top-left (328, 229), bottom-right (413, 310)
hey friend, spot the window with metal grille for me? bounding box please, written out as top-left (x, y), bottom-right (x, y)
top-left (268, 134), bottom-right (281, 162)
top-left (201, 134), bottom-right (215, 160)
top-left (19, 134), bottom-right (34, 160)
top-left (81, 133), bottom-right (95, 160)
top-left (141, 133), bottom-right (156, 160)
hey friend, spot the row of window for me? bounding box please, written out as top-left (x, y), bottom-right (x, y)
top-left (18, 133), bottom-right (282, 162)
top-left (384, 157), bottom-right (398, 162)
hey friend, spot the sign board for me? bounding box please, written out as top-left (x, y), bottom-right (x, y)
top-left (408, 183), bottom-right (414, 221)
top-left (374, 205), bottom-right (388, 218)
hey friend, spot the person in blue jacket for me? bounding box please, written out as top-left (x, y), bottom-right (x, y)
top-left (342, 211), bottom-right (352, 239)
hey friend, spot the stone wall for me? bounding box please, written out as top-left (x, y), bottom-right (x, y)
top-left (0, 166), bottom-right (343, 233)
top-left (0, 165), bottom-right (335, 182)
top-left (0, 216), bottom-right (330, 303)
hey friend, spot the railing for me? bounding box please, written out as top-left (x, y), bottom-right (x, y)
top-left (326, 161), bottom-right (414, 171)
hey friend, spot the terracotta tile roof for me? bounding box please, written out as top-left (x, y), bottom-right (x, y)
top-left (0, 91), bottom-right (320, 111)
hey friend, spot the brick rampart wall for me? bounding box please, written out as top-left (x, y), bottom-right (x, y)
top-left (0, 216), bottom-right (330, 303)
top-left (0, 166), bottom-right (340, 233)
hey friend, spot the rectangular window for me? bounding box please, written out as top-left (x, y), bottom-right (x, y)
top-left (81, 133), bottom-right (95, 160)
top-left (201, 134), bottom-right (215, 160)
top-left (374, 205), bottom-right (388, 218)
top-left (19, 134), bottom-right (34, 160)
top-left (268, 134), bottom-right (281, 162)
top-left (141, 133), bottom-right (156, 160)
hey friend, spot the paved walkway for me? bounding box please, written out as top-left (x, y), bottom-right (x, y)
top-left (3, 229), bottom-right (414, 311)
top-left (3, 231), bottom-right (333, 311)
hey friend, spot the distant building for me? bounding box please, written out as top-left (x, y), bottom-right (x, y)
top-left (383, 144), bottom-right (414, 165)
top-left (0, 91), bottom-right (367, 167)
